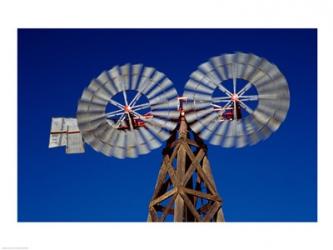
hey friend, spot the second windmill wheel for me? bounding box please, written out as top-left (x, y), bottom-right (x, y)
top-left (183, 52), bottom-right (290, 148)
top-left (77, 64), bottom-right (179, 158)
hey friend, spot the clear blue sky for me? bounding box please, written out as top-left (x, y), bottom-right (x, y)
top-left (18, 29), bottom-right (317, 222)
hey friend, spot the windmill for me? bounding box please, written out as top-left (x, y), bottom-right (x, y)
top-left (49, 52), bottom-right (290, 222)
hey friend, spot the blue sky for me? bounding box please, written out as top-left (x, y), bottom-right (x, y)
top-left (18, 29), bottom-right (317, 222)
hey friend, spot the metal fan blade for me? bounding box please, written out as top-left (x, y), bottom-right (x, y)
top-left (246, 70), bottom-right (267, 88)
top-left (210, 56), bottom-right (228, 81)
top-left (242, 116), bottom-right (257, 135)
top-left (100, 126), bottom-right (117, 144)
top-left (131, 64), bottom-right (143, 90)
top-left (183, 101), bottom-right (210, 112)
top-left (253, 107), bottom-right (273, 125)
top-left (134, 130), bottom-right (151, 155)
top-left (92, 88), bottom-right (113, 104)
top-left (190, 70), bottom-right (207, 83)
top-left (126, 130), bottom-right (136, 146)
top-left (139, 127), bottom-right (162, 150)
top-left (141, 67), bottom-right (156, 77)
top-left (140, 71), bottom-right (166, 98)
top-left (234, 121), bottom-right (247, 148)
top-left (120, 64), bottom-right (130, 90)
top-left (199, 119), bottom-right (219, 140)
top-left (109, 66), bottom-right (123, 93)
top-left (145, 117), bottom-right (176, 131)
top-left (97, 71), bottom-right (118, 96)
top-left (104, 69), bottom-right (121, 93)
top-left (85, 87), bottom-right (110, 103)
top-left (89, 78), bottom-right (116, 100)
top-left (211, 118), bottom-right (228, 134)
top-left (81, 88), bottom-right (110, 104)
top-left (77, 100), bottom-right (105, 112)
top-left (93, 121), bottom-right (109, 137)
top-left (151, 99), bottom-right (178, 110)
top-left (100, 144), bottom-right (113, 157)
top-left (90, 138), bottom-right (104, 152)
top-left (145, 78), bottom-right (172, 98)
top-left (126, 147), bottom-right (138, 158)
top-left (137, 67), bottom-right (156, 93)
top-left (114, 131), bottom-right (126, 149)
top-left (256, 102), bottom-right (276, 117)
top-left (274, 109), bottom-right (289, 122)
top-left (256, 79), bottom-right (288, 95)
top-left (258, 59), bottom-right (277, 76)
top-left (210, 120), bottom-right (229, 145)
top-left (235, 135), bottom-right (248, 148)
top-left (222, 136), bottom-right (234, 148)
top-left (222, 120), bottom-right (237, 147)
top-left (77, 117), bottom-right (105, 132)
top-left (192, 92), bottom-right (213, 102)
top-left (145, 123), bottom-right (170, 141)
top-left (258, 125), bottom-right (273, 140)
top-left (151, 71), bottom-right (166, 85)
top-left (112, 146), bottom-right (126, 159)
top-left (242, 54), bottom-right (263, 79)
top-left (99, 125), bottom-right (116, 145)
top-left (259, 99), bottom-right (288, 116)
top-left (185, 79), bottom-right (214, 94)
top-left (199, 112), bottom-right (218, 128)
top-left (235, 52), bottom-right (250, 64)
top-left (191, 112), bottom-right (217, 133)
top-left (210, 134), bottom-right (223, 146)
top-left (77, 111), bottom-right (105, 123)
top-left (80, 130), bottom-right (96, 144)
top-left (185, 108), bottom-right (213, 123)
top-left (248, 131), bottom-right (261, 145)
top-left (151, 110), bottom-right (179, 119)
top-left (182, 90), bottom-right (196, 100)
top-left (190, 120), bottom-right (205, 133)
top-left (198, 62), bottom-right (222, 87)
top-left (125, 131), bottom-right (138, 158)
top-left (266, 117), bottom-right (282, 132)
top-left (149, 88), bottom-right (178, 105)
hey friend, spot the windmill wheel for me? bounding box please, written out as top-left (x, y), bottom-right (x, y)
top-left (183, 52), bottom-right (290, 148)
top-left (77, 64), bottom-right (179, 158)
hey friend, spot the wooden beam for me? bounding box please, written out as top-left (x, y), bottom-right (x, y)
top-left (182, 187), bottom-right (221, 202)
top-left (152, 160), bottom-right (170, 199)
top-left (182, 148), bottom-right (205, 186)
top-left (150, 188), bottom-right (177, 207)
top-left (183, 143), bottom-right (217, 195)
top-left (148, 207), bottom-right (158, 222)
top-left (216, 208), bottom-right (225, 222)
top-left (202, 156), bottom-right (217, 189)
top-left (174, 143), bottom-right (186, 222)
top-left (204, 201), bottom-right (221, 222)
top-left (179, 191), bottom-right (201, 221)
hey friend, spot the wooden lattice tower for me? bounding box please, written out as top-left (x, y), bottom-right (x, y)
top-left (148, 105), bottom-right (225, 222)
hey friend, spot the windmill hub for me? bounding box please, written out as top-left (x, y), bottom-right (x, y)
top-left (231, 94), bottom-right (239, 102)
top-left (124, 105), bottom-right (131, 113)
